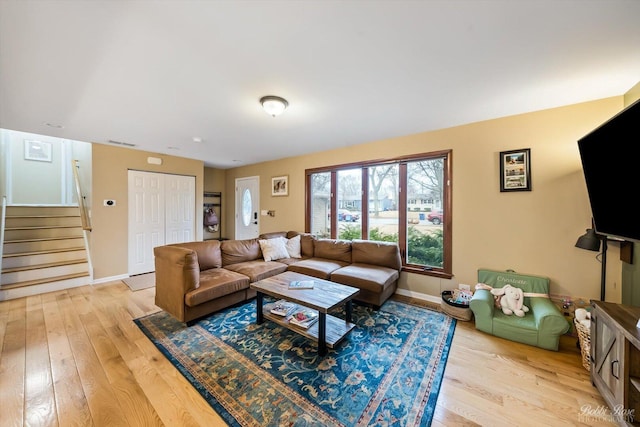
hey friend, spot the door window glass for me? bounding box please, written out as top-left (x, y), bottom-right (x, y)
top-left (242, 189), bottom-right (252, 226)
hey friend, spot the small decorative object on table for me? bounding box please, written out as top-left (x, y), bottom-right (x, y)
top-left (288, 280), bottom-right (314, 289)
top-left (441, 289), bottom-right (473, 321)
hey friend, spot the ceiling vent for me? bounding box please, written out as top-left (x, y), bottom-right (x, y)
top-left (107, 139), bottom-right (136, 147)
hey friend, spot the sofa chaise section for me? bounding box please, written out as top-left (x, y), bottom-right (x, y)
top-left (330, 240), bottom-right (401, 307)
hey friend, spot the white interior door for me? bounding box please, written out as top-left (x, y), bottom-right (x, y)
top-left (165, 174), bottom-right (195, 244)
top-left (128, 170), bottom-right (165, 275)
top-left (128, 171), bottom-right (195, 275)
top-left (235, 176), bottom-right (260, 240)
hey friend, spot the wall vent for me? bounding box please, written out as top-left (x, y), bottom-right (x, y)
top-left (107, 139), bottom-right (136, 147)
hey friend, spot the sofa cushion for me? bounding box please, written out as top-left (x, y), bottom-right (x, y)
top-left (492, 311), bottom-right (539, 346)
top-left (223, 260), bottom-right (288, 282)
top-left (313, 239), bottom-right (352, 263)
top-left (287, 232), bottom-right (316, 257)
top-left (351, 240), bottom-right (401, 271)
top-left (284, 234), bottom-right (301, 258)
top-left (259, 231), bottom-right (287, 240)
top-left (221, 238), bottom-right (261, 266)
top-left (330, 263), bottom-right (399, 293)
top-left (287, 258), bottom-right (349, 279)
top-left (170, 240), bottom-right (222, 271)
top-left (258, 237), bottom-right (290, 261)
top-left (185, 268), bottom-right (249, 307)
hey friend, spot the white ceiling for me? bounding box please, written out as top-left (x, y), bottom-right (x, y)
top-left (1, 1), bottom-right (639, 169)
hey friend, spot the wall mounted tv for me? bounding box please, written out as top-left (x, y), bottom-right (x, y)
top-left (577, 98), bottom-right (640, 243)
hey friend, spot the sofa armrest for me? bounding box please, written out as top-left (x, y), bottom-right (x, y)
top-left (469, 289), bottom-right (494, 333)
top-left (529, 298), bottom-right (570, 334)
top-left (469, 289), bottom-right (494, 315)
top-left (153, 245), bottom-right (200, 321)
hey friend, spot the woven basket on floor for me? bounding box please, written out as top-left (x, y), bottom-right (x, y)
top-left (574, 318), bottom-right (591, 371)
top-left (441, 291), bottom-right (472, 321)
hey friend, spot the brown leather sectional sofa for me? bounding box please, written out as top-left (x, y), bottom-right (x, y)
top-left (153, 231), bottom-right (401, 325)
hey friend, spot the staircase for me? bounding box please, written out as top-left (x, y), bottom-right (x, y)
top-left (1, 205), bottom-right (91, 300)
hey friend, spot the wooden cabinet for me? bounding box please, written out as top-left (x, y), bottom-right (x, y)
top-left (591, 300), bottom-right (640, 426)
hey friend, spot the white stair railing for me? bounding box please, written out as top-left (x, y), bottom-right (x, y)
top-left (72, 160), bottom-right (93, 281)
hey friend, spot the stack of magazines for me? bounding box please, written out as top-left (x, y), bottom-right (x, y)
top-left (287, 308), bottom-right (319, 329)
top-left (269, 299), bottom-right (297, 316)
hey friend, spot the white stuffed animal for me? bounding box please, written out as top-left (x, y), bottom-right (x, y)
top-left (491, 284), bottom-right (529, 317)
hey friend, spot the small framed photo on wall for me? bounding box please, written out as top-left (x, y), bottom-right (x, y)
top-left (24, 140), bottom-right (53, 162)
top-left (499, 148), bottom-right (531, 192)
top-left (271, 175), bottom-right (289, 196)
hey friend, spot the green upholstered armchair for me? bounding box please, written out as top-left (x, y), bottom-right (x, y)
top-left (469, 269), bottom-right (570, 351)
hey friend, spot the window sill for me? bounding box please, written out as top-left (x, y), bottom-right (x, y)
top-left (402, 266), bottom-right (453, 280)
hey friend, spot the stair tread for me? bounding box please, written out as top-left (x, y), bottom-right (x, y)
top-left (3, 247), bottom-right (86, 258)
top-left (2, 259), bottom-right (89, 273)
top-left (5, 214), bottom-right (80, 219)
top-left (5, 225), bottom-right (82, 230)
top-left (0, 272), bottom-right (90, 290)
top-left (4, 236), bottom-right (84, 243)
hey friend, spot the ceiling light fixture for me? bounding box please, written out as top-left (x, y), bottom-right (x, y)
top-left (260, 95), bottom-right (289, 117)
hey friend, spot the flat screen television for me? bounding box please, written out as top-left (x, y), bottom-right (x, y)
top-left (577, 98), bottom-right (640, 242)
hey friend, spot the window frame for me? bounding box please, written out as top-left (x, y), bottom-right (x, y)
top-left (305, 150), bottom-right (452, 279)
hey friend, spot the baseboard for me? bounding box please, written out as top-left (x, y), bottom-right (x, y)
top-left (92, 274), bottom-right (129, 285)
top-left (395, 288), bottom-right (441, 305)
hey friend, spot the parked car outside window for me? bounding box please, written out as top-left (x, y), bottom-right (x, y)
top-left (338, 209), bottom-right (360, 222)
top-left (427, 210), bottom-right (443, 225)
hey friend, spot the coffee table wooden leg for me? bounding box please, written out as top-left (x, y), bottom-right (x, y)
top-left (256, 292), bottom-right (264, 324)
top-left (345, 300), bottom-right (353, 324)
top-left (318, 312), bottom-right (327, 356)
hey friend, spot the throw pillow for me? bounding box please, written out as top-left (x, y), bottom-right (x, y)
top-left (285, 234), bottom-right (302, 258)
top-left (259, 237), bottom-right (290, 262)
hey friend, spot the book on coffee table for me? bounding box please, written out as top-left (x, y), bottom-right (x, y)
top-left (269, 299), bottom-right (297, 316)
top-left (288, 280), bottom-right (314, 289)
top-left (287, 308), bottom-right (319, 329)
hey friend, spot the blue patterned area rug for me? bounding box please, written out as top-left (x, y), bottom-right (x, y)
top-left (134, 299), bottom-right (456, 426)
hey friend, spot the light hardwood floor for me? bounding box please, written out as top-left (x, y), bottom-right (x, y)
top-left (0, 282), bottom-right (616, 426)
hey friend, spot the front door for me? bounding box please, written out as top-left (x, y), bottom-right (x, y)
top-left (235, 176), bottom-right (260, 240)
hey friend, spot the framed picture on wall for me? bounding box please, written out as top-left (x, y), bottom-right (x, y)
top-left (499, 148), bottom-right (531, 192)
top-left (271, 175), bottom-right (289, 196)
top-left (24, 140), bottom-right (52, 162)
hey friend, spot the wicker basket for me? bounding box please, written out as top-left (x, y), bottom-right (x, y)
top-left (574, 318), bottom-right (591, 371)
top-left (441, 291), bottom-right (472, 321)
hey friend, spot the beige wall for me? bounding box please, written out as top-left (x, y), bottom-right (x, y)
top-left (224, 97), bottom-right (625, 302)
top-left (91, 144), bottom-right (204, 279)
